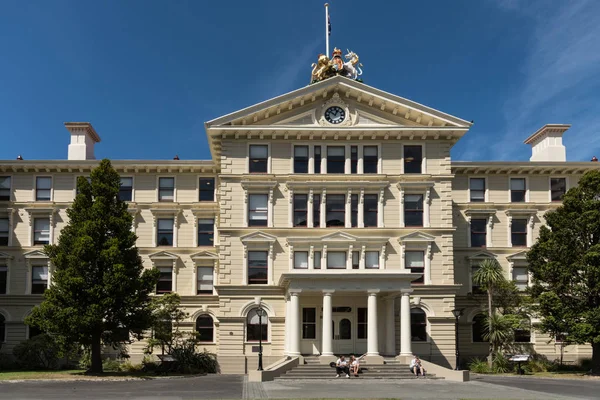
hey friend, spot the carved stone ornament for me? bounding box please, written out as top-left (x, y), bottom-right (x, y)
top-left (318, 93), bottom-right (354, 127)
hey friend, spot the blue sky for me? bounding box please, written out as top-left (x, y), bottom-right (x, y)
top-left (1, 0), bottom-right (599, 162)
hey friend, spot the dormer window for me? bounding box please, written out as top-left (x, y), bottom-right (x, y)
top-left (249, 145), bottom-right (268, 173)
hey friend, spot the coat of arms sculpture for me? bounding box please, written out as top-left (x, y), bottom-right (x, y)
top-left (310, 48), bottom-right (363, 84)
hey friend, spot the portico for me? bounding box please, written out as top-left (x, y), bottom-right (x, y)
top-left (279, 271), bottom-right (420, 364)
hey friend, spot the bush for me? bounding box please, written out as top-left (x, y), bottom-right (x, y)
top-left (102, 358), bottom-right (122, 372)
top-left (492, 353), bottom-right (510, 373)
top-left (0, 353), bottom-right (18, 371)
top-left (579, 358), bottom-right (593, 371)
top-left (168, 341), bottom-right (218, 374)
top-left (13, 334), bottom-right (60, 370)
top-left (120, 360), bottom-right (143, 373)
top-left (468, 358), bottom-right (490, 373)
top-left (78, 348), bottom-right (91, 370)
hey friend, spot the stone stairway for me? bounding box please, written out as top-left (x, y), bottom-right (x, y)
top-left (275, 357), bottom-right (441, 380)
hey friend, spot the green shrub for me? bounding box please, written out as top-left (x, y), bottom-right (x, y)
top-left (12, 334), bottom-right (60, 370)
top-left (492, 352), bottom-right (510, 373)
top-left (120, 360), bottom-right (143, 372)
top-left (78, 348), bottom-right (91, 370)
top-left (468, 358), bottom-right (490, 373)
top-left (579, 358), bottom-right (593, 371)
top-left (168, 341), bottom-right (218, 374)
top-left (102, 358), bottom-right (122, 372)
top-left (0, 353), bottom-right (18, 371)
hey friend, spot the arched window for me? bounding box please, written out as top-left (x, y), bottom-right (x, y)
top-left (339, 318), bottom-right (351, 340)
top-left (0, 314), bottom-right (5, 343)
top-left (472, 314), bottom-right (487, 342)
top-left (247, 308), bottom-right (268, 342)
top-left (196, 315), bottom-right (214, 343)
top-left (410, 308), bottom-right (427, 342)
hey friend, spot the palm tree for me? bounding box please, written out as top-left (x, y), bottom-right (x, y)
top-left (473, 258), bottom-right (506, 367)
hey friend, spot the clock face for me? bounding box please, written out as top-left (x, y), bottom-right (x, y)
top-left (324, 106), bottom-right (346, 124)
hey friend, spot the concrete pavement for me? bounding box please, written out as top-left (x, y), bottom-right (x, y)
top-left (474, 374), bottom-right (600, 400)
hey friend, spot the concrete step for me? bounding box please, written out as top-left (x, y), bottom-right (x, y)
top-left (275, 375), bottom-right (440, 380)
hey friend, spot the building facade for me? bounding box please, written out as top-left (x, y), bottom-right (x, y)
top-left (0, 76), bottom-right (598, 372)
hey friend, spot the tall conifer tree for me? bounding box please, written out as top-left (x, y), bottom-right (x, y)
top-left (27, 159), bottom-right (159, 373)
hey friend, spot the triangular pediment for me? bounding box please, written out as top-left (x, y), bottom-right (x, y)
top-left (399, 231), bottom-right (436, 243)
top-left (320, 231), bottom-right (358, 242)
top-left (206, 76), bottom-right (471, 130)
top-left (467, 250), bottom-right (497, 261)
top-left (148, 251), bottom-right (179, 260)
top-left (506, 250), bottom-right (529, 261)
top-left (240, 231), bottom-right (277, 243)
top-left (190, 250), bottom-right (219, 260)
top-left (0, 251), bottom-right (14, 259)
top-left (23, 250), bottom-right (47, 259)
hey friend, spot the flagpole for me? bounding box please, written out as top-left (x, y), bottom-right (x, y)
top-left (325, 3), bottom-right (329, 57)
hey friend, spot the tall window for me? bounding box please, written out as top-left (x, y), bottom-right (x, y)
top-left (364, 194), bottom-right (378, 227)
top-left (404, 194), bottom-right (423, 227)
top-left (327, 146), bottom-right (345, 174)
top-left (351, 251), bottom-right (359, 269)
top-left (248, 194), bottom-right (268, 227)
top-left (0, 177), bottom-right (11, 201)
top-left (302, 308), bottom-right (316, 339)
top-left (471, 265), bottom-right (484, 294)
top-left (0, 264), bottom-right (7, 294)
top-left (294, 146), bottom-right (309, 173)
top-left (512, 265), bottom-right (529, 291)
top-left (350, 146), bottom-right (358, 174)
top-left (196, 315), bottom-right (214, 342)
top-left (510, 178), bottom-right (526, 202)
top-left (314, 146), bottom-right (322, 174)
top-left (406, 251), bottom-right (424, 284)
top-left (0, 218), bottom-right (8, 246)
top-left (249, 145), bottom-right (268, 173)
top-left (326, 194), bottom-right (345, 227)
top-left (248, 251), bottom-right (268, 284)
top-left (327, 251), bottom-right (346, 269)
top-left (294, 252), bottom-right (308, 269)
top-left (514, 321), bottom-right (531, 343)
top-left (365, 251), bottom-right (379, 269)
top-left (158, 177), bottom-right (175, 202)
top-left (472, 314), bottom-right (487, 342)
top-left (470, 178), bottom-right (485, 202)
top-left (119, 177), bottom-right (133, 201)
top-left (31, 265), bottom-right (48, 294)
top-left (550, 178), bottom-right (566, 202)
top-left (404, 146), bottom-right (422, 174)
top-left (511, 219), bottom-right (527, 247)
top-left (410, 308), bottom-right (427, 341)
top-left (197, 266), bottom-right (214, 294)
top-left (33, 218), bottom-right (50, 245)
top-left (156, 267), bottom-right (172, 294)
top-left (363, 146), bottom-right (378, 173)
top-left (0, 314), bottom-right (5, 343)
top-left (350, 194), bottom-right (358, 227)
top-left (314, 251), bottom-right (321, 269)
top-left (247, 308), bottom-right (268, 341)
top-left (197, 219), bottom-right (214, 246)
top-left (199, 178), bottom-right (215, 201)
top-left (35, 177), bottom-right (52, 201)
top-left (293, 194), bottom-right (308, 227)
top-left (357, 308), bottom-right (367, 339)
top-left (470, 219), bottom-right (487, 247)
top-left (313, 194), bottom-right (321, 227)
top-left (157, 219), bottom-right (174, 246)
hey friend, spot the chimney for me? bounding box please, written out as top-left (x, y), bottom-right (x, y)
top-left (64, 122), bottom-right (101, 160)
top-left (524, 124), bottom-right (570, 162)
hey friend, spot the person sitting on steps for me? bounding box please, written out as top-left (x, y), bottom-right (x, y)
top-left (335, 355), bottom-right (350, 378)
top-left (349, 355), bottom-right (361, 377)
top-left (409, 355), bottom-right (426, 377)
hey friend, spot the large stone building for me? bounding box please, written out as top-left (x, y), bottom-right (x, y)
top-left (0, 76), bottom-right (598, 373)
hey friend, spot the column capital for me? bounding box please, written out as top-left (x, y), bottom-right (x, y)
top-left (400, 289), bottom-right (414, 295)
top-left (322, 289), bottom-right (335, 295)
top-left (288, 289), bottom-right (302, 295)
top-left (367, 289), bottom-right (380, 295)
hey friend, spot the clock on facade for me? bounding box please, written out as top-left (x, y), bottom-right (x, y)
top-left (324, 106), bottom-right (346, 124)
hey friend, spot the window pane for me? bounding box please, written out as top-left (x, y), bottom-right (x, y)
top-left (551, 178), bottom-right (566, 201)
top-left (352, 251), bottom-right (359, 269)
top-left (34, 218), bottom-right (50, 244)
top-left (363, 146), bottom-right (378, 174)
top-left (197, 266), bottom-right (214, 294)
top-left (314, 251), bottom-right (321, 269)
top-left (199, 178), bottom-right (215, 201)
top-left (365, 251), bottom-right (379, 269)
top-left (327, 146), bottom-right (345, 156)
top-left (294, 146), bottom-right (309, 174)
top-left (314, 146), bottom-right (322, 174)
top-left (198, 219), bottom-right (214, 246)
top-left (36, 177), bottom-right (51, 189)
top-left (250, 145), bottom-right (268, 158)
top-left (326, 194), bottom-right (345, 227)
top-left (0, 265), bottom-right (7, 295)
top-left (410, 308), bottom-right (427, 341)
top-left (512, 267), bottom-right (528, 281)
top-left (470, 178), bottom-right (485, 191)
top-left (293, 194), bottom-right (307, 227)
top-left (327, 146), bottom-right (345, 174)
top-left (158, 219), bottom-right (173, 230)
top-left (405, 251), bottom-right (424, 268)
top-left (248, 251), bottom-right (268, 284)
top-left (313, 194), bottom-right (321, 227)
top-left (158, 178), bottom-right (174, 201)
top-left (157, 218), bottom-right (174, 246)
top-left (511, 219), bottom-right (527, 246)
top-left (404, 146), bottom-right (422, 174)
top-left (327, 252), bottom-right (346, 269)
top-left (119, 177), bottom-right (133, 201)
top-left (294, 146), bottom-right (308, 157)
top-left (364, 194), bottom-right (378, 227)
top-left (510, 178), bottom-right (525, 190)
top-left (0, 177), bottom-right (11, 200)
top-left (294, 252), bottom-right (308, 269)
top-left (471, 219), bottom-right (487, 247)
top-left (249, 194), bottom-right (268, 226)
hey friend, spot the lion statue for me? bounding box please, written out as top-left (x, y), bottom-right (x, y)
top-left (311, 54), bottom-right (336, 83)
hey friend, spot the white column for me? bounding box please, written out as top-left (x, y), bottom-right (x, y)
top-left (358, 190), bottom-right (364, 228)
top-left (345, 189), bottom-right (351, 228)
top-left (308, 145), bottom-right (314, 174)
top-left (288, 189), bottom-right (294, 228)
top-left (486, 215), bottom-right (494, 247)
top-left (367, 290), bottom-right (380, 356)
top-left (527, 215), bottom-right (534, 247)
top-left (385, 298), bottom-right (395, 355)
top-left (268, 188), bottom-right (274, 228)
top-left (378, 188), bottom-right (384, 228)
top-left (399, 290), bottom-right (413, 356)
top-left (320, 190), bottom-right (326, 228)
top-left (358, 145), bottom-right (364, 174)
top-left (399, 187), bottom-right (405, 227)
top-left (424, 187), bottom-right (431, 228)
top-left (308, 190), bottom-right (314, 228)
top-left (346, 245), bottom-right (353, 270)
top-left (289, 291), bottom-right (301, 356)
top-left (171, 260), bottom-right (178, 293)
top-left (285, 296), bottom-right (291, 355)
top-left (321, 291), bottom-right (334, 356)
top-left (344, 144), bottom-right (351, 174)
top-left (424, 244), bottom-right (432, 285)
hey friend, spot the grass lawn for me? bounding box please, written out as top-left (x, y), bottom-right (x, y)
top-left (0, 369), bottom-right (177, 381)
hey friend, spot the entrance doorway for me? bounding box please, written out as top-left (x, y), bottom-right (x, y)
top-left (332, 315), bottom-right (353, 354)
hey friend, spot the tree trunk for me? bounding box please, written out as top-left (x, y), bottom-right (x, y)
top-left (592, 342), bottom-right (600, 374)
top-left (90, 332), bottom-right (103, 373)
top-left (487, 289), bottom-right (493, 369)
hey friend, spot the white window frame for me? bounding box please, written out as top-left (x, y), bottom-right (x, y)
top-left (401, 143), bottom-right (427, 175)
top-left (26, 209), bottom-right (56, 247)
top-left (410, 306), bottom-right (431, 343)
top-left (156, 176), bottom-right (176, 203)
top-left (397, 182), bottom-right (433, 228)
top-left (467, 253), bottom-right (496, 293)
top-left (291, 144), bottom-right (310, 174)
top-left (196, 265), bottom-right (215, 295)
top-left (465, 210), bottom-right (496, 248)
top-left (150, 210), bottom-right (181, 247)
top-left (197, 175), bottom-right (216, 202)
top-left (0, 211), bottom-right (14, 247)
top-left (33, 175), bottom-right (53, 202)
top-left (120, 176), bottom-right (135, 202)
top-left (548, 176), bottom-right (569, 203)
top-left (24, 252), bottom-right (51, 295)
top-left (247, 142), bottom-right (271, 174)
top-left (241, 181), bottom-right (276, 228)
top-left (149, 253), bottom-right (179, 293)
top-left (505, 210), bottom-right (535, 248)
top-left (468, 176), bottom-right (488, 203)
top-left (508, 176), bottom-right (529, 203)
top-left (0, 175), bottom-right (13, 202)
top-left (190, 251), bottom-right (218, 295)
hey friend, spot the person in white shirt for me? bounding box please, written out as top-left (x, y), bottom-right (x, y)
top-left (335, 355), bottom-right (350, 378)
top-left (409, 355), bottom-right (426, 377)
top-left (349, 355), bottom-right (361, 377)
